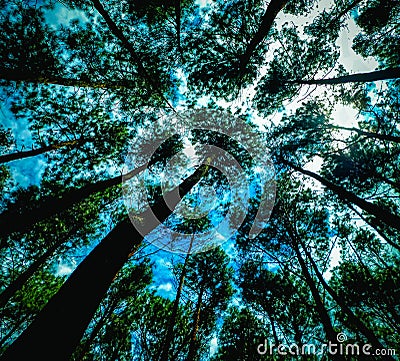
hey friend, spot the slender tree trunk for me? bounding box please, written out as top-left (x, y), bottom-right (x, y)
top-left (91, 0), bottom-right (174, 110)
top-left (75, 299), bottom-right (117, 361)
top-left (347, 204), bottom-right (400, 252)
top-left (327, 124), bottom-right (400, 144)
top-left (0, 163), bottom-right (147, 238)
top-left (291, 67), bottom-right (400, 85)
top-left (0, 241), bottom-right (60, 309)
top-left (290, 237), bottom-right (339, 348)
top-left (268, 314), bottom-right (280, 346)
top-left (159, 236), bottom-right (194, 361)
top-left (282, 159), bottom-right (400, 232)
top-left (239, 0), bottom-right (289, 71)
top-left (0, 70), bottom-right (131, 89)
top-left (175, 0), bottom-right (182, 56)
top-left (300, 241), bottom-right (393, 355)
top-left (0, 164), bottom-right (210, 361)
top-left (326, 0), bottom-right (364, 27)
top-left (0, 139), bottom-right (83, 165)
top-left (186, 287), bottom-right (204, 361)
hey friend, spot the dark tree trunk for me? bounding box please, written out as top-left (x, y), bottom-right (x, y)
top-left (75, 299), bottom-right (118, 361)
top-left (0, 163), bottom-right (147, 238)
top-left (186, 287), bottom-right (204, 361)
top-left (0, 69), bottom-right (132, 89)
top-left (290, 236), bottom-right (339, 350)
top-left (348, 204), bottom-right (400, 252)
top-left (0, 164), bottom-right (210, 361)
top-left (91, 0), bottom-right (173, 109)
top-left (0, 242), bottom-right (60, 309)
top-left (300, 240), bottom-right (394, 356)
top-left (292, 67), bottom-right (400, 85)
top-left (175, 0), bottom-right (182, 56)
top-left (282, 159), bottom-right (400, 232)
top-left (326, 0), bottom-right (364, 27)
top-left (327, 124), bottom-right (400, 144)
top-left (239, 0), bottom-right (289, 71)
top-left (0, 139), bottom-right (83, 165)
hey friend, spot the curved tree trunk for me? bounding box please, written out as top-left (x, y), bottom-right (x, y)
top-left (0, 163), bottom-right (210, 361)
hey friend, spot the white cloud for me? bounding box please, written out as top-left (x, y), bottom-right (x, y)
top-left (56, 262), bottom-right (73, 276)
top-left (157, 282), bottom-right (173, 292)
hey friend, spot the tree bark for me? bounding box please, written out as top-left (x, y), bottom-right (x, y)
top-left (0, 69), bottom-right (135, 89)
top-left (239, 0), bottom-right (289, 71)
top-left (0, 163), bottom-right (210, 361)
top-left (91, 0), bottom-right (174, 110)
top-left (0, 139), bottom-right (84, 165)
top-left (175, 0), bottom-right (182, 56)
top-left (186, 287), bottom-right (204, 361)
top-left (327, 124), bottom-right (400, 144)
top-left (282, 159), bottom-right (400, 232)
top-left (326, 0), bottom-right (364, 28)
top-left (0, 163), bottom-right (147, 238)
top-left (292, 67), bottom-right (400, 85)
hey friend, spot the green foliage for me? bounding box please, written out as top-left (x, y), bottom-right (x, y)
top-left (211, 307), bottom-right (267, 361)
top-left (0, 0), bottom-right (399, 359)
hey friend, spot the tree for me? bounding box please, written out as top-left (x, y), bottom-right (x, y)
top-left (0, 163), bottom-right (210, 361)
top-left (211, 307), bottom-right (267, 361)
top-left (184, 246), bottom-right (234, 361)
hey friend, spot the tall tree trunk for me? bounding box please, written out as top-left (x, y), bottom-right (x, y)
top-left (300, 239), bottom-right (393, 355)
top-left (291, 67), bottom-right (400, 85)
top-left (0, 70), bottom-right (133, 89)
top-left (0, 163), bottom-right (147, 238)
top-left (0, 164), bottom-right (210, 361)
top-left (239, 0), bottom-right (289, 71)
top-left (282, 159), bottom-right (400, 232)
top-left (327, 124), bottom-right (400, 144)
top-left (290, 235), bottom-right (339, 350)
top-left (0, 241), bottom-right (60, 309)
top-left (186, 287), bottom-right (204, 361)
top-left (91, 0), bottom-right (174, 110)
top-left (75, 299), bottom-right (118, 361)
top-left (347, 204), bottom-right (400, 252)
top-left (0, 139), bottom-right (84, 165)
top-left (159, 236), bottom-right (194, 361)
top-left (175, 0), bottom-right (182, 57)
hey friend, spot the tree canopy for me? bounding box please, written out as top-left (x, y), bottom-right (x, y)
top-left (0, 0), bottom-right (399, 360)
